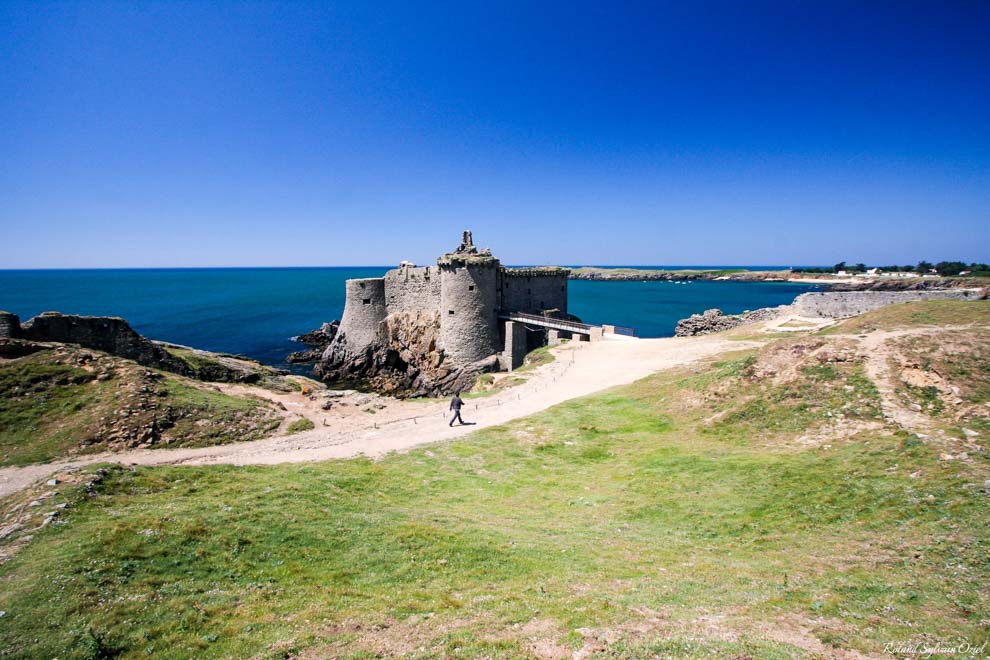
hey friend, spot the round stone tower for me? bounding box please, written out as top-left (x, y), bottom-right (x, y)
top-left (438, 251), bottom-right (500, 365)
top-left (336, 277), bottom-right (387, 356)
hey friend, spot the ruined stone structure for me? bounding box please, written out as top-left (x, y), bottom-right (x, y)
top-left (790, 289), bottom-right (977, 318)
top-left (0, 311), bottom-right (21, 339)
top-left (1, 311), bottom-right (279, 383)
top-left (316, 231), bottom-right (571, 396)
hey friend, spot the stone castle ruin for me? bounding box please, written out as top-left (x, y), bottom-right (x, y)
top-left (315, 231), bottom-right (585, 396)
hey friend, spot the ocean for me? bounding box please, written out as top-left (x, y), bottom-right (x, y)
top-left (0, 268), bottom-right (822, 369)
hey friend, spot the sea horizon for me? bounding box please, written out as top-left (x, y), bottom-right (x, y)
top-left (0, 264), bottom-right (808, 272)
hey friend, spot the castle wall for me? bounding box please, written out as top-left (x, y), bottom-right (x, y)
top-left (499, 320), bottom-right (528, 371)
top-left (439, 259), bottom-right (499, 364)
top-left (0, 311), bottom-right (21, 338)
top-left (792, 290), bottom-right (975, 319)
top-left (384, 265), bottom-right (441, 314)
top-left (337, 278), bottom-right (388, 355)
top-left (500, 269), bottom-right (569, 315)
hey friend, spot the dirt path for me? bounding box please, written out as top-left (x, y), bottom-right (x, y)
top-left (854, 324), bottom-right (984, 437)
top-left (0, 334), bottom-right (759, 498)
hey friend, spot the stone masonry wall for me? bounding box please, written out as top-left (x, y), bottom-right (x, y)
top-left (792, 290), bottom-right (976, 318)
top-left (439, 259), bottom-right (500, 364)
top-left (500, 269), bottom-right (569, 315)
top-left (0, 311), bottom-right (21, 338)
top-left (335, 278), bottom-right (388, 357)
top-left (384, 265), bottom-right (441, 314)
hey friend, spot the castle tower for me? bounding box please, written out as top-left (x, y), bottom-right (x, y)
top-left (437, 233), bottom-right (499, 364)
top-left (335, 277), bottom-right (387, 356)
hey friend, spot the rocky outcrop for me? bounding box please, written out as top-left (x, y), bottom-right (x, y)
top-left (675, 307), bottom-right (781, 336)
top-left (315, 311), bottom-right (496, 397)
top-left (287, 321), bottom-right (339, 364)
top-left (297, 321), bottom-right (339, 346)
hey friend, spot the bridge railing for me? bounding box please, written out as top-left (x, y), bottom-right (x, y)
top-left (498, 311), bottom-right (594, 334)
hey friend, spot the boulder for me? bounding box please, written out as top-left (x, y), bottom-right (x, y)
top-left (287, 321), bottom-right (340, 365)
top-left (296, 321), bottom-right (339, 346)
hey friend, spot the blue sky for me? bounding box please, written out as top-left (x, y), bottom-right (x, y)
top-left (1, 1), bottom-right (988, 268)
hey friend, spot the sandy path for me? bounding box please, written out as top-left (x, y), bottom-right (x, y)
top-left (0, 334), bottom-right (759, 498)
top-left (857, 326), bottom-right (975, 434)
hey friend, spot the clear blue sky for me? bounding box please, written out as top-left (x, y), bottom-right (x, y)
top-left (1, 1), bottom-right (988, 268)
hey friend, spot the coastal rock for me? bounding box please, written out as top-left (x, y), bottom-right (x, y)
top-left (287, 321), bottom-right (340, 364)
top-left (286, 348), bottom-right (323, 364)
top-left (674, 307), bottom-right (780, 336)
top-left (296, 321), bottom-right (339, 346)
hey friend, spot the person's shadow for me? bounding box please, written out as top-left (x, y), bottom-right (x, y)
top-left (453, 421), bottom-right (477, 426)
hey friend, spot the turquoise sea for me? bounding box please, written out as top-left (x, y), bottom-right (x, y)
top-left (0, 268), bottom-right (822, 370)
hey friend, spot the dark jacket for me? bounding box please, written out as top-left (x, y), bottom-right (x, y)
top-left (450, 396), bottom-right (463, 411)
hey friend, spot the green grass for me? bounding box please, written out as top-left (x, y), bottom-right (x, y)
top-left (285, 417), bottom-right (316, 435)
top-left (164, 345), bottom-right (229, 372)
top-left (163, 346), bottom-right (302, 393)
top-left (2, 330), bottom-right (988, 657)
top-left (821, 299), bottom-right (989, 335)
top-left (514, 345), bottom-right (555, 373)
top-left (0, 348), bottom-right (283, 466)
top-left (159, 379), bottom-right (259, 412)
top-left (0, 357), bottom-right (102, 466)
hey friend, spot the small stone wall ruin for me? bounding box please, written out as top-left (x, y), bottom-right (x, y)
top-left (791, 290), bottom-right (976, 318)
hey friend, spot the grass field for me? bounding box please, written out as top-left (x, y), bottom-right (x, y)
top-left (820, 298), bottom-right (990, 334)
top-left (0, 302), bottom-right (988, 657)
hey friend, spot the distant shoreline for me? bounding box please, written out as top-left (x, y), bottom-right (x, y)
top-left (567, 266), bottom-right (986, 289)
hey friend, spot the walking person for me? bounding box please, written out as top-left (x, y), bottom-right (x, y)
top-left (449, 392), bottom-right (465, 426)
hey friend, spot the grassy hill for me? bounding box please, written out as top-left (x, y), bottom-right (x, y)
top-left (0, 301), bottom-right (987, 657)
top-left (0, 342), bottom-right (285, 467)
